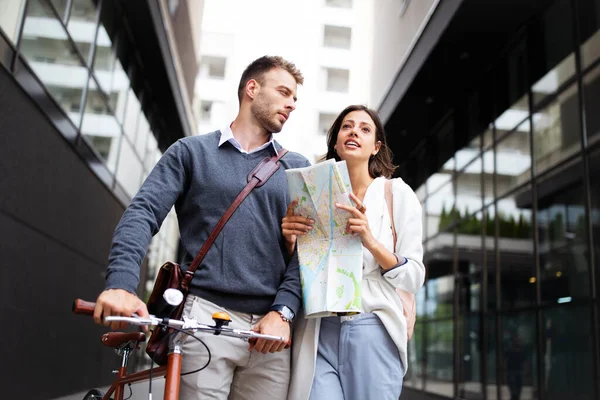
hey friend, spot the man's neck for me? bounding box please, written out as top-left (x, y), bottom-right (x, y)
top-left (230, 114), bottom-right (271, 153)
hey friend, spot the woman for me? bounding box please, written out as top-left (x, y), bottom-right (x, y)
top-left (283, 105), bottom-right (425, 400)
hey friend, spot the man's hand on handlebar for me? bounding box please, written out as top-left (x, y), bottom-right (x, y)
top-left (249, 311), bottom-right (291, 354)
top-left (93, 289), bottom-right (150, 332)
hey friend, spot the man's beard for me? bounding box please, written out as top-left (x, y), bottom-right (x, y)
top-left (251, 92), bottom-right (283, 133)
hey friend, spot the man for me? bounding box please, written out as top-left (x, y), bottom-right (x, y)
top-left (93, 55), bottom-right (310, 399)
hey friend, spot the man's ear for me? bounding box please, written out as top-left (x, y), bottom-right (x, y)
top-left (246, 79), bottom-right (259, 100)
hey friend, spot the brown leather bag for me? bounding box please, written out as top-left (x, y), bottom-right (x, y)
top-left (145, 149), bottom-right (289, 365)
top-left (384, 179), bottom-right (417, 341)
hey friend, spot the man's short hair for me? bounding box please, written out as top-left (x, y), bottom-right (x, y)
top-left (237, 56), bottom-right (304, 103)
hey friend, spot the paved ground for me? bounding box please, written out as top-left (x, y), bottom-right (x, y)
top-left (52, 379), bottom-right (165, 400)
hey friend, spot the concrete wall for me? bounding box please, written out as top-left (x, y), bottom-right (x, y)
top-left (0, 67), bottom-right (131, 399)
top-left (370, 0), bottom-right (439, 108)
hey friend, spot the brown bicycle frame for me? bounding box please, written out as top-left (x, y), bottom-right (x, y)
top-left (94, 350), bottom-right (184, 400)
top-left (73, 300), bottom-right (183, 400)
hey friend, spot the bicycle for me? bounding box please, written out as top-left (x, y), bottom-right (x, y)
top-left (72, 295), bottom-right (286, 400)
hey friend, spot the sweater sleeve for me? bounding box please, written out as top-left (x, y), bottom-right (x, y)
top-left (105, 140), bottom-right (189, 294)
top-left (382, 179), bottom-right (426, 294)
top-left (272, 248), bottom-right (302, 316)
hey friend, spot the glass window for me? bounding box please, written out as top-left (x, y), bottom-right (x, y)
top-left (497, 185), bottom-right (535, 309)
top-left (456, 136), bottom-right (481, 171)
top-left (66, 0), bottom-right (97, 64)
top-left (578, 0), bottom-right (600, 69)
top-left (323, 25), bottom-right (351, 49)
top-left (496, 119), bottom-right (531, 197)
top-left (482, 124), bottom-right (494, 150)
top-left (455, 158), bottom-right (482, 217)
top-left (500, 312), bottom-right (538, 400)
top-left (427, 181), bottom-right (454, 237)
top-left (531, 53), bottom-right (575, 106)
top-left (495, 95), bottom-right (529, 141)
top-left (198, 55), bottom-right (226, 79)
top-left (458, 314), bottom-right (483, 398)
top-left (532, 83), bottom-right (581, 176)
top-left (591, 149), bottom-right (600, 291)
top-left (457, 210), bottom-right (484, 278)
top-left (542, 306), bottom-right (594, 399)
top-left (425, 275), bottom-right (454, 319)
top-left (529, 0), bottom-right (575, 99)
top-left (537, 176), bottom-right (590, 303)
top-left (196, 100), bottom-right (212, 123)
top-left (325, 0), bottom-right (352, 8)
top-left (427, 157), bottom-right (454, 195)
top-left (49, 0), bottom-right (68, 20)
top-left (486, 315), bottom-right (498, 399)
top-left (144, 133), bottom-right (158, 172)
top-left (122, 87), bottom-right (140, 140)
top-left (135, 114), bottom-right (150, 158)
top-left (583, 64), bottom-right (600, 145)
top-left (483, 147), bottom-right (494, 206)
top-left (116, 137), bottom-right (143, 199)
top-left (81, 77), bottom-right (121, 172)
top-left (20, 0), bottom-right (87, 125)
top-left (404, 323), bottom-right (424, 389)
top-left (485, 205), bottom-right (498, 311)
top-left (424, 320), bottom-right (454, 397)
top-left (0, 0), bottom-right (26, 43)
top-left (324, 67), bottom-right (349, 93)
top-left (318, 112), bottom-right (336, 135)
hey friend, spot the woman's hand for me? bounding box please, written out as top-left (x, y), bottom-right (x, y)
top-left (335, 193), bottom-right (377, 251)
top-left (281, 200), bottom-right (314, 256)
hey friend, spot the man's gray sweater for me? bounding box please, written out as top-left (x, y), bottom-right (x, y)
top-left (105, 131), bottom-right (311, 315)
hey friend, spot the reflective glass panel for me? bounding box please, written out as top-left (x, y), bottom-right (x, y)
top-left (455, 158), bottom-right (482, 217)
top-left (0, 1), bottom-right (26, 43)
top-left (583, 64), bottom-right (600, 145)
top-left (532, 84), bottom-right (581, 176)
top-left (458, 314), bottom-right (483, 398)
top-left (537, 176), bottom-right (589, 303)
top-left (499, 312), bottom-right (538, 400)
top-left (578, 0), bottom-right (600, 69)
top-left (424, 320), bottom-right (454, 397)
top-left (123, 88), bottom-right (140, 140)
top-left (542, 306), bottom-right (594, 399)
top-left (497, 185), bottom-right (535, 309)
top-left (496, 119), bottom-right (531, 197)
top-left (427, 182), bottom-right (455, 237)
top-left (66, 0), bottom-right (97, 63)
top-left (20, 0), bottom-right (87, 125)
top-left (404, 322), bottom-right (424, 389)
top-left (81, 77), bottom-right (121, 172)
top-left (116, 137), bottom-right (143, 199)
top-left (425, 275), bottom-right (454, 319)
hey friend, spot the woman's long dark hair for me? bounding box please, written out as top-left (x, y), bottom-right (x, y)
top-left (320, 105), bottom-right (397, 178)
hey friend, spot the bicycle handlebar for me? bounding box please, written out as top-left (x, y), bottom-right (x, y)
top-left (73, 299), bottom-right (95, 316)
top-left (105, 315), bottom-right (285, 342)
top-left (72, 299), bottom-right (286, 343)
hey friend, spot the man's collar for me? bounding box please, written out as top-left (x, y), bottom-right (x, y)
top-left (218, 122), bottom-right (278, 155)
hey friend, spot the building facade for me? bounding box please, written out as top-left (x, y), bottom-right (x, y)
top-left (372, 0), bottom-right (600, 399)
top-left (193, 0), bottom-right (375, 163)
top-left (0, 0), bottom-right (201, 398)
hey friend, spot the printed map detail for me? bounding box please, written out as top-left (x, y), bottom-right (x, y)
top-left (286, 159), bottom-right (363, 318)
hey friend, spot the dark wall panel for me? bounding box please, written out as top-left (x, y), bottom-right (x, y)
top-left (0, 68), bottom-right (127, 398)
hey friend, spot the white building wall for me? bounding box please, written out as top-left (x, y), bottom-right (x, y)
top-left (369, 0), bottom-right (439, 108)
top-left (194, 0), bottom-right (375, 163)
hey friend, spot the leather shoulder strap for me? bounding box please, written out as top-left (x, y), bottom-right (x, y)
top-left (384, 179), bottom-right (397, 249)
top-left (182, 149), bottom-right (289, 289)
